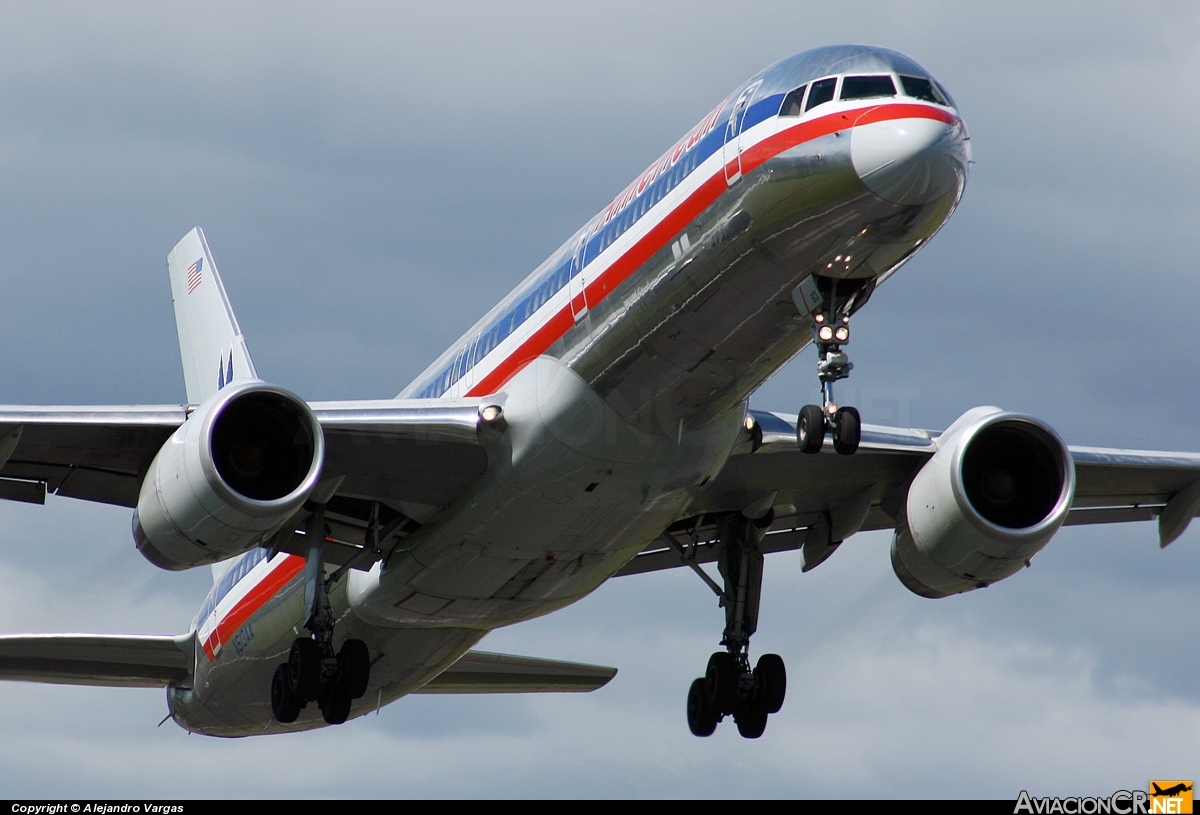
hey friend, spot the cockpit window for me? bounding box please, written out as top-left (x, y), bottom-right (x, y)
top-left (805, 77), bottom-right (837, 112)
top-left (932, 80), bottom-right (955, 108)
top-left (840, 75), bottom-right (896, 101)
top-left (899, 75), bottom-right (949, 105)
top-left (779, 84), bottom-right (807, 116)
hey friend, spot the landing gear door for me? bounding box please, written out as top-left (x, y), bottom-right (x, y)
top-left (569, 234), bottom-right (588, 322)
top-left (723, 80), bottom-right (761, 186)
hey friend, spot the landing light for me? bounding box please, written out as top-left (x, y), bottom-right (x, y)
top-left (744, 415), bottom-right (756, 431)
top-left (818, 325), bottom-right (835, 342)
top-left (826, 403), bottom-right (838, 415)
top-left (814, 313), bottom-right (826, 324)
top-left (480, 405), bottom-right (503, 423)
top-left (834, 326), bottom-right (850, 342)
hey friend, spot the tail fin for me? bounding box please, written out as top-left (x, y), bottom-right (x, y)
top-left (167, 227), bottom-right (259, 404)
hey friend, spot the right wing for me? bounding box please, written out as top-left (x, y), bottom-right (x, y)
top-left (0, 400), bottom-right (488, 511)
top-left (0, 399), bottom-right (491, 574)
top-left (0, 633), bottom-right (194, 688)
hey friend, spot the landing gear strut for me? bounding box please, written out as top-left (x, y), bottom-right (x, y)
top-left (683, 513), bottom-right (787, 739)
top-left (797, 279), bottom-right (865, 456)
top-left (270, 506), bottom-right (371, 725)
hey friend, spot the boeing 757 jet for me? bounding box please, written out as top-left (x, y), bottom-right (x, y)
top-left (2, 44), bottom-right (1199, 740)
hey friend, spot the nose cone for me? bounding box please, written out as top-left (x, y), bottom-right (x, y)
top-left (851, 115), bottom-right (969, 205)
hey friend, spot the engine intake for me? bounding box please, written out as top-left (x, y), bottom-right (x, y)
top-left (891, 407), bottom-right (1075, 598)
top-left (210, 390), bottom-right (317, 501)
top-left (133, 382), bottom-right (324, 570)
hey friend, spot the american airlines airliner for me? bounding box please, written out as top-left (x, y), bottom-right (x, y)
top-left (1, 44), bottom-right (1198, 740)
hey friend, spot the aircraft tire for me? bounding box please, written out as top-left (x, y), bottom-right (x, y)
top-left (756, 653), bottom-right (787, 714)
top-left (705, 652), bottom-right (739, 714)
top-left (319, 682), bottom-right (352, 726)
top-left (833, 406), bottom-right (861, 455)
top-left (271, 664), bottom-right (301, 724)
top-left (798, 404), bottom-right (825, 453)
top-left (340, 639), bottom-right (371, 699)
top-left (734, 698), bottom-right (768, 739)
top-left (686, 678), bottom-right (718, 737)
top-left (288, 637), bottom-right (321, 701)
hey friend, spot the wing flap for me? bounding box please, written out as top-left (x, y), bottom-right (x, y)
top-left (0, 633), bottom-right (194, 688)
top-left (414, 650), bottom-right (617, 693)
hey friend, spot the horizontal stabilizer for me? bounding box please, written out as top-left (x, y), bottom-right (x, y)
top-left (0, 633), bottom-right (193, 688)
top-left (414, 650), bottom-right (616, 694)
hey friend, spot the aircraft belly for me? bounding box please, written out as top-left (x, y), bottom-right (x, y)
top-left (347, 357), bottom-right (745, 628)
top-left (564, 135), bottom-right (961, 436)
top-left (169, 567), bottom-right (485, 736)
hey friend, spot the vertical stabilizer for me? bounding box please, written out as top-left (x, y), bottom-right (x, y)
top-left (167, 228), bottom-right (259, 404)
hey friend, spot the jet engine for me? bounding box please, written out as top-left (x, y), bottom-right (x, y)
top-left (891, 407), bottom-right (1075, 598)
top-left (133, 381), bottom-right (325, 570)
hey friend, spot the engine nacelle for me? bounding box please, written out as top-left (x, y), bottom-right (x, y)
top-left (133, 381), bottom-right (325, 570)
top-left (891, 407), bottom-right (1075, 598)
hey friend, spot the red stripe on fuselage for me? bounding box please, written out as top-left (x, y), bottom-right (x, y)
top-left (201, 554), bottom-right (305, 661)
top-left (466, 102), bottom-right (958, 398)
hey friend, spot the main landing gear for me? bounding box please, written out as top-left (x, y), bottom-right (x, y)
top-left (270, 507), bottom-right (371, 726)
top-left (683, 513), bottom-right (787, 739)
top-left (797, 280), bottom-right (865, 456)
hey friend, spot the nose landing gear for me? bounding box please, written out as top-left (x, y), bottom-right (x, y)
top-left (680, 513), bottom-right (788, 739)
top-left (797, 279), bottom-right (865, 456)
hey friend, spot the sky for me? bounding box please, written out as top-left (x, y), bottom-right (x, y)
top-left (0, 0), bottom-right (1198, 799)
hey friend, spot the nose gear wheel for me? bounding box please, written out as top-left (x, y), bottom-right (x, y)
top-left (797, 276), bottom-right (870, 456)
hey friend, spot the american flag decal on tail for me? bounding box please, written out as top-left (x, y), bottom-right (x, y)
top-left (186, 257), bottom-right (203, 294)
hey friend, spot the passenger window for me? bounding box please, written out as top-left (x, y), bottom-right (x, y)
top-left (779, 84), bottom-right (807, 116)
top-left (805, 77), bottom-right (836, 111)
top-left (840, 75), bottom-right (896, 101)
top-left (899, 75), bottom-right (939, 103)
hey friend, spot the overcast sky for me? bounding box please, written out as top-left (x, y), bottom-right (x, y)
top-left (0, 0), bottom-right (1198, 799)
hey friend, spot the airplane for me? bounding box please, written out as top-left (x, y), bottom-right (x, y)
top-left (1, 43), bottom-right (1199, 741)
top-left (1152, 784), bottom-right (1193, 798)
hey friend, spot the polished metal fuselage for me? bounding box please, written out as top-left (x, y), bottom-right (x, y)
top-left (170, 44), bottom-right (969, 736)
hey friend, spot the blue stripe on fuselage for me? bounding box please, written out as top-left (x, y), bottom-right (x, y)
top-left (411, 99), bottom-right (751, 400)
top-left (193, 547), bottom-right (270, 630)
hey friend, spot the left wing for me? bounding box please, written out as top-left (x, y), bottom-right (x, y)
top-left (616, 409), bottom-right (1200, 577)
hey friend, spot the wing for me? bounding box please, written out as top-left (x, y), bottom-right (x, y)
top-left (616, 409), bottom-right (1200, 577)
top-left (413, 650), bottom-right (617, 693)
top-left (0, 633), bottom-right (194, 688)
top-left (0, 399), bottom-right (487, 508)
top-left (0, 400), bottom-right (491, 571)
